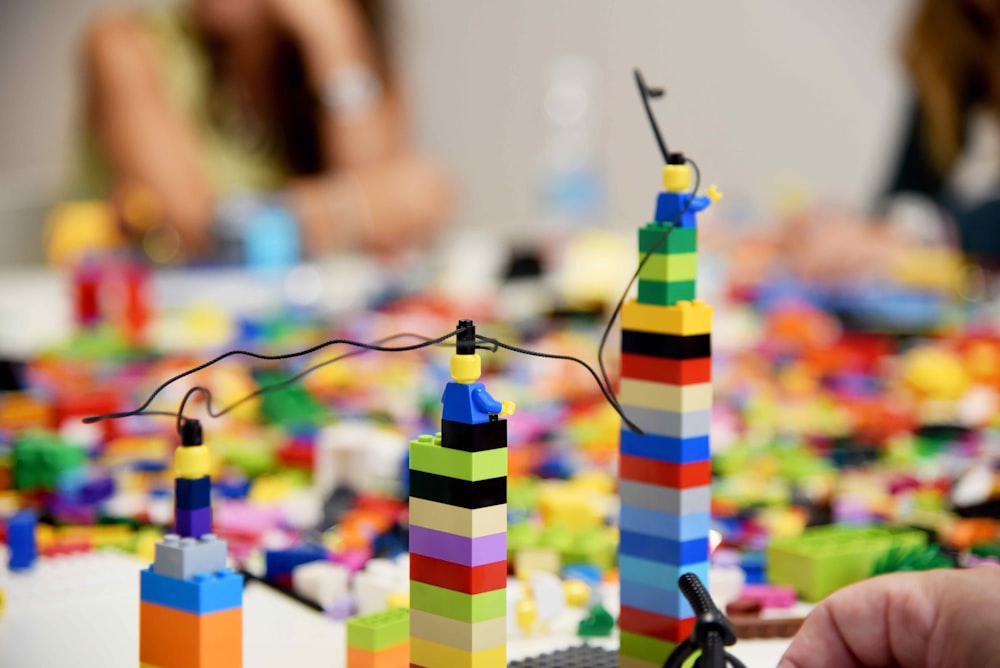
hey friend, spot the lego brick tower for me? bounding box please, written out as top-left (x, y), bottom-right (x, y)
top-left (617, 159), bottom-right (716, 668)
top-left (408, 321), bottom-right (510, 668)
top-left (140, 421), bottom-right (243, 668)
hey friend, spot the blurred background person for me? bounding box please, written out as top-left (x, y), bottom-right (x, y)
top-left (79, 0), bottom-right (451, 261)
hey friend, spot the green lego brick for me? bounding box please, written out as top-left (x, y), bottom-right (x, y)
top-left (410, 581), bottom-right (505, 623)
top-left (639, 224), bottom-right (697, 254)
top-left (13, 431), bottom-right (86, 490)
top-left (638, 253), bottom-right (698, 282)
top-left (409, 434), bottom-right (507, 482)
top-left (346, 608), bottom-right (410, 651)
top-left (767, 525), bottom-right (927, 602)
top-left (619, 630), bottom-right (680, 665)
top-left (637, 280), bottom-right (697, 306)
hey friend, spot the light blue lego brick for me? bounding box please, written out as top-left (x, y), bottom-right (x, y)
top-left (619, 406), bottom-right (711, 439)
top-left (620, 578), bottom-right (693, 618)
top-left (154, 533), bottom-right (228, 580)
top-left (619, 480), bottom-right (711, 515)
top-left (618, 555), bottom-right (709, 588)
top-left (620, 430), bottom-right (710, 464)
top-left (140, 566), bottom-right (243, 614)
top-left (619, 530), bottom-right (709, 564)
top-left (619, 506), bottom-right (711, 542)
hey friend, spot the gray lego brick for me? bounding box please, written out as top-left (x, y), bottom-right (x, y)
top-left (619, 480), bottom-right (711, 516)
top-left (153, 533), bottom-right (228, 580)
top-left (508, 645), bottom-right (618, 667)
top-left (619, 406), bottom-right (710, 438)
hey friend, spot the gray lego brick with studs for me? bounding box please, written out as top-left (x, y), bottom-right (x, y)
top-left (153, 533), bottom-right (228, 580)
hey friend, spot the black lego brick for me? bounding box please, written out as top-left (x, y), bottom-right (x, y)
top-left (621, 330), bottom-right (711, 360)
top-left (440, 418), bottom-right (508, 452)
top-left (408, 470), bottom-right (506, 509)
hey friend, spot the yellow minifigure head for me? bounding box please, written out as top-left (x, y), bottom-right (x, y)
top-left (450, 353), bottom-right (482, 384)
top-left (662, 163), bottom-right (693, 193)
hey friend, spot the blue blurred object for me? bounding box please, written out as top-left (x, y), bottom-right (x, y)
top-left (245, 203), bottom-right (300, 271)
top-left (8, 509), bottom-right (38, 571)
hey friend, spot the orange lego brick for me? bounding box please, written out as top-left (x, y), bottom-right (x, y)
top-left (347, 642), bottom-right (410, 668)
top-left (139, 601), bottom-right (241, 668)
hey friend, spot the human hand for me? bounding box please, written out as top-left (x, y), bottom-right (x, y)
top-left (778, 566), bottom-right (1000, 668)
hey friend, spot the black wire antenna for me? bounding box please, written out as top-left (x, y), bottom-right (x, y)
top-left (635, 68), bottom-right (671, 163)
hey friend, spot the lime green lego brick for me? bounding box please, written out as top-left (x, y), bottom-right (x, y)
top-left (346, 608), bottom-right (410, 651)
top-left (410, 581), bottom-right (506, 623)
top-left (619, 630), bottom-right (680, 664)
top-left (637, 280), bottom-right (696, 306)
top-left (639, 224), bottom-right (697, 254)
top-left (409, 434), bottom-right (507, 482)
top-left (767, 525), bottom-right (927, 602)
top-left (638, 253), bottom-right (698, 282)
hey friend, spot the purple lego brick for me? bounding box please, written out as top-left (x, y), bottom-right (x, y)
top-left (409, 525), bottom-right (506, 566)
top-left (175, 505), bottom-right (212, 538)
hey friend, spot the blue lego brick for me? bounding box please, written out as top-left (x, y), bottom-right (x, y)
top-left (7, 509), bottom-right (37, 571)
top-left (620, 430), bottom-right (709, 464)
top-left (619, 554), bottom-right (709, 589)
top-left (619, 506), bottom-right (711, 542)
top-left (619, 530), bottom-right (709, 564)
top-left (741, 551), bottom-right (767, 584)
top-left (175, 476), bottom-right (211, 510)
top-left (174, 506), bottom-right (212, 538)
top-left (140, 567), bottom-right (243, 614)
top-left (264, 544), bottom-right (326, 579)
top-left (620, 577), bottom-right (693, 618)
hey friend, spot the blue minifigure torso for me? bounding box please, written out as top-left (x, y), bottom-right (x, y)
top-left (655, 191), bottom-right (711, 228)
top-left (441, 382), bottom-right (503, 424)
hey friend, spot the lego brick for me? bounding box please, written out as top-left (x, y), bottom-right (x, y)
top-left (265, 544), bottom-right (327, 579)
top-left (621, 300), bottom-right (711, 337)
top-left (154, 533), bottom-right (228, 580)
top-left (619, 455), bottom-right (710, 489)
top-left (408, 471), bottom-right (506, 509)
top-left (410, 554), bottom-right (506, 595)
top-left (617, 656), bottom-right (662, 668)
top-left (619, 379), bottom-right (712, 412)
top-left (619, 630), bottom-right (678, 666)
top-left (508, 645), bottom-right (618, 668)
top-left (140, 567), bottom-right (243, 614)
top-left (408, 499), bottom-right (507, 538)
top-left (619, 481), bottom-right (711, 516)
top-left (346, 643), bottom-right (409, 668)
top-left (618, 405), bottom-right (710, 437)
top-left (409, 637), bottom-right (505, 668)
top-left (409, 526), bottom-right (506, 567)
top-left (175, 476), bottom-right (211, 510)
top-left (174, 506), bottom-right (212, 538)
top-left (139, 601), bottom-right (241, 668)
top-left (410, 436), bottom-right (506, 481)
top-left (409, 610), bottom-right (506, 652)
top-left (639, 223), bottom-right (697, 254)
top-left (7, 509), bottom-right (37, 571)
top-left (767, 525), bottom-right (928, 602)
top-left (513, 547), bottom-right (560, 575)
top-left (618, 554), bottom-right (709, 587)
top-left (637, 280), bottom-right (696, 306)
top-left (619, 531), bottom-right (709, 564)
top-left (347, 608), bottom-right (410, 651)
top-left (619, 605), bottom-right (694, 644)
top-left (637, 253), bottom-right (698, 283)
top-left (621, 330), bottom-right (710, 360)
top-left (409, 581), bottom-right (505, 623)
top-left (619, 506), bottom-right (711, 542)
top-left (619, 579), bottom-right (693, 618)
top-left (440, 419), bottom-right (507, 453)
top-left (619, 430), bottom-right (710, 465)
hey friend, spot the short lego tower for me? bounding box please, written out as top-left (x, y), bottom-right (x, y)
top-left (408, 320), bottom-right (512, 668)
top-left (347, 608), bottom-right (410, 667)
top-left (140, 420), bottom-right (243, 668)
top-left (618, 156), bottom-right (720, 668)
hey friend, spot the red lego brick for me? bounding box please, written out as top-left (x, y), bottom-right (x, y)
top-left (409, 553), bottom-right (506, 595)
top-left (619, 605), bottom-right (694, 643)
top-left (621, 354), bottom-right (711, 385)
top-left (619, 454), bottom-right (711, 489)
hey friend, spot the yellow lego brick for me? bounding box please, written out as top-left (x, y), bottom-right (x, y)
top-left (638, 253), bottom-right (698, 282)
top-left (410, 610), bottom-right (506, 652)
top-left (409, 498), bottom-right (507, 538)
top-left (621, 300), bottom-right (711, 336)
top-left (410, 636), bottom-right (505, 668)
top-left (619, 379), bottom-right (712, 412)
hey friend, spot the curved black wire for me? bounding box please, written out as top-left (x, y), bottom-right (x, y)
top-left (83, 327), bottom-right (466, 424)
top-left (596, 157), bottom-right (702, 426)
top-left (476, 334), bottom-right (643, 434)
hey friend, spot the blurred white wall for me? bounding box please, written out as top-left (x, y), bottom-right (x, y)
top-left (0, 0), bottom-right (910, 265)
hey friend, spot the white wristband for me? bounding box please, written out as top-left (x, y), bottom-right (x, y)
top-left (321, 65), bottom-right (382, 118)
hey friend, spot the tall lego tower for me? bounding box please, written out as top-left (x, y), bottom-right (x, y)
top-left (408, 320), bottom-right (512, 668)
top-left (140, 421), bottom-right (243, 668)
top-left (617, 152), bottom-right (719, 667)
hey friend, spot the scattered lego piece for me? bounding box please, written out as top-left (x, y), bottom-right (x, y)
top-left (7, 510), bottom-right (37, 572)
top-left (577, 602), bottom-right (615, 637)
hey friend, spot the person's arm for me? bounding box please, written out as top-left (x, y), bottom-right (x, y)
top-left (881, 97), bottom-right (951, 206)
top-left (82, 14), bottom-right (215, 253)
